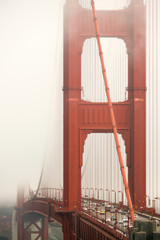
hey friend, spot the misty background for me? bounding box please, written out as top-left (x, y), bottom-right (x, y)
top-left (0, 0), bottom-right (160, 214)
top-left (0, 0), bottom-right (64, 205)
top-left (0, 0), bottom-right (123, 206)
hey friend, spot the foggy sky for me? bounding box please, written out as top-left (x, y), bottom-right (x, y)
top-left (0, 0), bottom-right (135, 206)
top-left (0, 0), bottom-right (64, 205)
top-left (0, 0), bottom-right (123, 206)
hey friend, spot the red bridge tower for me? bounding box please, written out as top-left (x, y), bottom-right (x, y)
top-left (63, 0), bottom-right (146, 236)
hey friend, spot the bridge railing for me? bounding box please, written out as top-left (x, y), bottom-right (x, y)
top-left (22, 187), bottom-right (160, 238)
top-left (24, 188), bottom-right (63, 203)
top-left (24, 187), bottom-right (160, 217)
top-left (81, 188), bottom-right (124, 206)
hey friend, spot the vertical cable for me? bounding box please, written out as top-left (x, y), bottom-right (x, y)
top-left (111, 134), bottom-right (113, 201)
top-left (147, 0), bottom-right (152, 206)
top-left (146, 0), bottom-right (149, 205)
top-left (147, 0), bottom-right (150, 205)
top-left (155, 0), bottom-right (158, 210)
top-left (152, 0), bottom-right (155, 205)
top-left (157, 0), bottom-right (160, 213)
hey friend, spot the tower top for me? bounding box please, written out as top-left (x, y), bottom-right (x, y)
top-left (133, 0), bottom-right (144, 5)
top-left (65, 0), bottom-right (79, 5)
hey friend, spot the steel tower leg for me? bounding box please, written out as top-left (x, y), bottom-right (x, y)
top-left (17, 210), bottom-right (23, 240)
top-left (62, 214), bottom-right (73, 240)
top-left (17, 184), bottom-right (24, 240)
top-left (42, 217), bottom-right (48, 239)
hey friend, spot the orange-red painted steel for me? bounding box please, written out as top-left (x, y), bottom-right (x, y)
top-left (63, 0), bottom-right (146, 212)
top-left (90, 0), bottom-right (135, 224)
top-left (63, 0), bottom-right (146, 237)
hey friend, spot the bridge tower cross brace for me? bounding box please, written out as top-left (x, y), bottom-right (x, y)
top-left (63, 0), bottom-right (146, 217)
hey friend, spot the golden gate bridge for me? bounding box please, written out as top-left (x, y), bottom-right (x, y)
top-left (15, 0), bottom-right (160, 239)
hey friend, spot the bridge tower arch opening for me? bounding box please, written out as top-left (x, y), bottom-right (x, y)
top-left (81, 133), bottom-right (128, 206)
top-left (79, 0), bottom-right (131, 10)
top-left (81, 37), bottom-right (128, 103)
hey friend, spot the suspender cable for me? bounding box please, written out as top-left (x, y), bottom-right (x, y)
top-left (91, 0), bottom-right (135, 223)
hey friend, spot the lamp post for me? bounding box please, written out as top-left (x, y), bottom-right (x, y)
top-left (111, 190), bottom-right (116, 205)
top-left (118, 190), bottom-right (124, 207)
top-left (105, 189), bottom-right (110, 204)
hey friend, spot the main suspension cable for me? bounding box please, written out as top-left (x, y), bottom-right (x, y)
top-left (90, 0), bottom-right (135, 223)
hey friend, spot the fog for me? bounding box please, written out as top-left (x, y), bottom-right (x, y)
top-left (0, 0), bottom-right (125, 206)
top-left (0, 0), bottom-right (151, 207)
top-left (0, 0), bottom-right (64, 205)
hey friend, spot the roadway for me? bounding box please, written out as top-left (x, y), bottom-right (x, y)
top-left (81, 198), bottom-right (160, 236)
